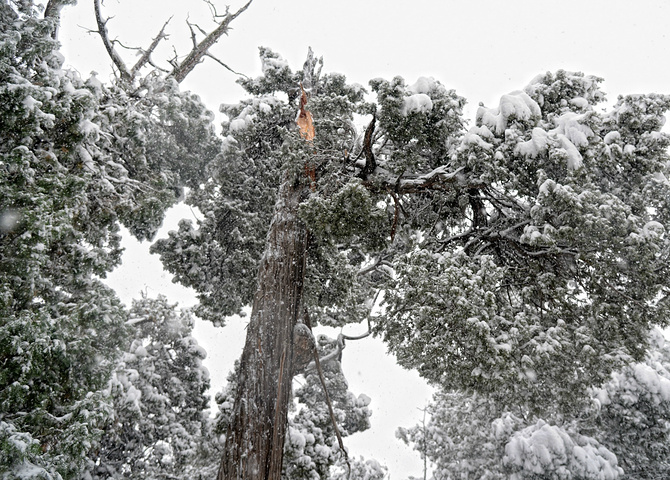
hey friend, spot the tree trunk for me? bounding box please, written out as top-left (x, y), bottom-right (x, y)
top-left (218, 176), bottom-right (308, 480)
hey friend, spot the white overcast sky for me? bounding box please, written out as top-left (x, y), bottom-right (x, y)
top-left (56, 0), bottom-right (670, 478)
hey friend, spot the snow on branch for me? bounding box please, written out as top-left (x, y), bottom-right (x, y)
top-left (393, 165), bottom-right (470, 194)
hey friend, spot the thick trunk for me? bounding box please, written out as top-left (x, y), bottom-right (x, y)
top-left (218, 177), bottom-right (308, 480)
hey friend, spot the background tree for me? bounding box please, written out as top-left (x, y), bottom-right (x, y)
top-left (399, 329), bottom-right (670, 479)
top-left (85, 295), bottom-right (213, 480)
top-left (0, 0), bottom-right (246, 477)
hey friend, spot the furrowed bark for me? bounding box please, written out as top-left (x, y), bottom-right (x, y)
top-left (218, 175), bottom-right (308, 480)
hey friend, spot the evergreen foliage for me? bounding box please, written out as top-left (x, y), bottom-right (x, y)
top-left (3, 1), bottom-right (670, 477)
top-left (0, 1), bottom-right (220, 477)
top-left (85, 296), bottom-right (214, 479)
top-left (155, 49), bottom-right (670, 478)
top-left (399, 330), bottom-right (670, 479)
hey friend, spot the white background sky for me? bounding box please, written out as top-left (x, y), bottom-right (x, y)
top-left (56, 1), bottom-right (670, 478)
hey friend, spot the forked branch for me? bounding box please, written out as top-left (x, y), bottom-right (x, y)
top-left (94, 0), bottom-right (132, 83)
top-left (130, 18), bottom-right (172, 78)
top-left (93, 0), bottom-right (253, 84)
top-left (171, 0), bottom-right (253, 82)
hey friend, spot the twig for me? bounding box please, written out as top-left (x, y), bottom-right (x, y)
top-left (204, 53), bottom-right (249, 78)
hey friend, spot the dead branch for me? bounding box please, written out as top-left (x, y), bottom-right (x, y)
top-left (204, 52), bottom-right (250, 78)
top-left (94, 0), bottom-right (252, 85)
top-left (93, 0), bottom-right (132, 83)
top-left (204, 0), bottom-right (232, 19)
top-left (301, 47), bottom-right (322, 93)
top-left (130, 17), bottom-right (172, 78)
top-left (312, 344), bottom-right (351, 479)
top-left (170, 0), bottom-right (253, 83)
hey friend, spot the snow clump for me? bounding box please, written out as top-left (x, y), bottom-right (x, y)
top-left (401, 76), bottom-right (441, 115)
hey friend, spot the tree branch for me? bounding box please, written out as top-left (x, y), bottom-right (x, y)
top-left (204, 52), bottom-right (249, 78)
top-left (44, 0), bottom-right (72, 38)
top-left (130, 17), bottom-right (172, 78)
top-left (395, 166), bottom-right (470, 194)
top-left (170, 0), bottom-right (253, 83)
top-left (358, 114), bottom-right (377, 180)
top-left (312, 345), bottom-right (351, 479)
top-left (468, 188), bottom-right (488, 230)
top-left (94, 0), bottom-right (132, 83)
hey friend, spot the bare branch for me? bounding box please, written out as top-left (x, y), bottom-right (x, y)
top-left (311, 344), bottom-right (351, 478)
top-left (130, 17), bottom-right (172, 78)
top-left (203, 0), bottom-right (229, 19)
top-left (94, 0), bottom-right (132, 83)
top-left (170, 0), bottom-right (253, 83)
top-left (204, 52), bottom-right (249, 78)
top-left (147, 59), bottom-right (171, 74)
top-left (185, 18), bottom-right (200, 48)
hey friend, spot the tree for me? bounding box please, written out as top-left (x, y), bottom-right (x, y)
top-left (0, 0), bottom-right (244, 477)
top-left (398, 329), bottom-right (670, 479)
top-left (85, 295), bottom-right (213, 479)
top-left (1, 3), bottom-right (128, 476)
top-left (154, 49), bottom-right (670, 477)
top-left (593, 329), bottom-right (670, 478)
